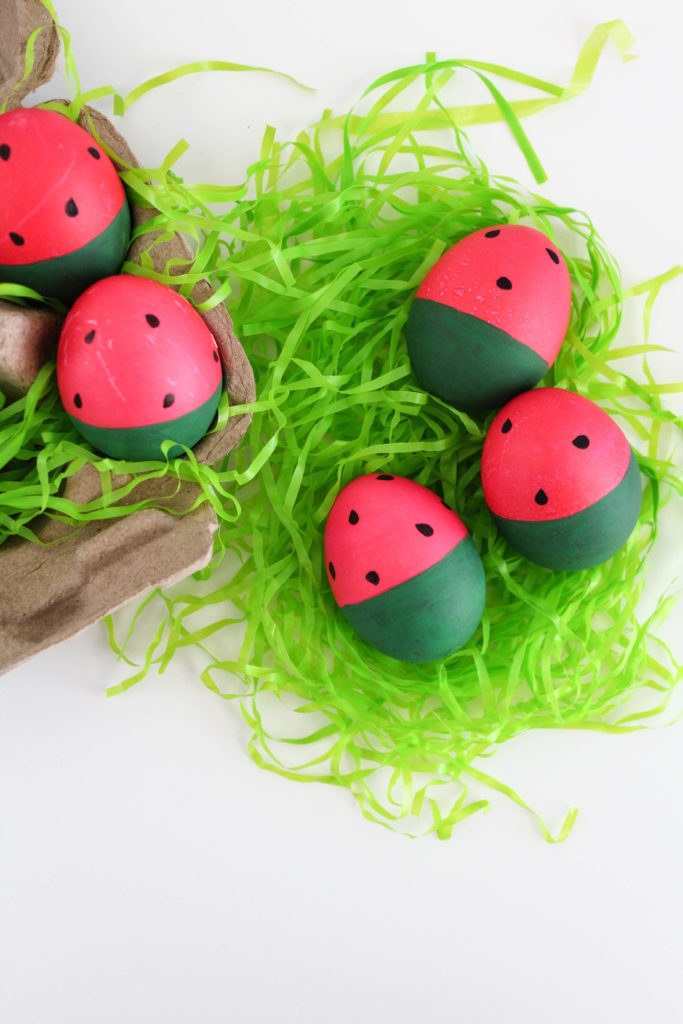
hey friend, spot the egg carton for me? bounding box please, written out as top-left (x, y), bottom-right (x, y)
top-left (0, 0), bottom-right (256, 675)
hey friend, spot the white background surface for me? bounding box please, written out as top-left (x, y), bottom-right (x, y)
top-left (2, 1), bottom-right (683, 1021)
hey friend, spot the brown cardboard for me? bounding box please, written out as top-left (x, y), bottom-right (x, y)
top-left (0, 0), bottom-right (60, 110)
top-left (0, 472), bottom-right (218, 669)
top-left (0, 1), bottom-right (257, 675)
top-left (0, 298), bottom-right (62, 397)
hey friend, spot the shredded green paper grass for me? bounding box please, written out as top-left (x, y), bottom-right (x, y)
top-left (2, 8), bottom-right (683, 839)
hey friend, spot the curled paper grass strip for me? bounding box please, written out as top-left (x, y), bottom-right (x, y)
top-left (2, 12), bottom-right (682, 838)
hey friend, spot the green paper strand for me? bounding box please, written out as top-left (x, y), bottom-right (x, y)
top-left (1, 10), bottom-right (682, 839)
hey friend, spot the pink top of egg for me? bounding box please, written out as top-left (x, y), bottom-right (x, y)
top-left (481, 388), bottom-right (632, 521)
top-left (57, 275), bottom-right (222, 428)
top-left (0, 107), bottom-right (126, 264)
top-left (324, 474), bottom-right (468, 607)
top-left (416, 224), bottom-right (571, 366)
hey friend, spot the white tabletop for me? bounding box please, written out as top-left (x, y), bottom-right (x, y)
top-left (2, 1), bottom-right (683, 1021)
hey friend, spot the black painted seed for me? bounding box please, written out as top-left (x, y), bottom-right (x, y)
top-left (9, 232), bottom-right (24, 246)
top-left (163, 393), bottom-right (175, 408)
top-left (485, 228), bottom-right (500, 238)
top-left (87, 146), bottom-right (101, 159)
top-left (501, 418), bottom-right (512, 433)
top-left (213, 350), bottom-right (219, 362)
top-left (74, 393), bottom-right (82, 409)
top-left (328, 562), bottom-right (336, 580)
top-left (415, 523), bottom-right (434, 536)
top-left (441, 500), bottom-right (450, 509)
top-left (84, 329), bottom-right (95, 344)
top-left (572, 434), bottom-right (590, 449)
top-left (546, 248), bottom-right (560, 264)
top-left (65, 198), bottom-right (78, 217)
top-left (365, 571), bottom-right (380, 585)
top-left (348, 510), bottom-right (359, 525)
top-left (146, 314), bottom-right (160, 328)
top-left (376, 474), bottom-right (394, 480)
top-left (496, 276), bottom-right (512, 290)
top-left (535, 489), bottom-right (548, 505)
top-left (0, 144), bottom-right (10, 161)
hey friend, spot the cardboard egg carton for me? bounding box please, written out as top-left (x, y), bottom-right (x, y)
top-left (0, 0), bottom-right (256, 674)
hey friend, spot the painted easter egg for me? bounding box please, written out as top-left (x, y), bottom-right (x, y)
top-left (406, 224), bottom-right (571, 412)
top-left (57, 274), bottom-right (223, 460)
top-left (0, 107), bottom-right (130, 304)
top-left (324, 473), bottom-right (486, 662)
top-left (481, 388), bottom-right (642, 570)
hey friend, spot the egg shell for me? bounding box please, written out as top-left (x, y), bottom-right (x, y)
top-left (0, 107), bottom-right (130, 303)
top-left (406, 224), bottom-right (571, 412)
top-left (324, 474), bottom-right (485, 662)
top-left (57, 274), bottom-right (223, 460)
top-left (481, 387), bottom-right (642, 570)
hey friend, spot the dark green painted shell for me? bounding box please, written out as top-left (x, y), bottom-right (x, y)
top-left (489, 449), bottom-right (642, 570)
top-left (0, 202), bottom-right (130, 305)
top-left (406, 297), bottom-right (549, 413)
top-left (67, 381), bottom-right (222, 461)
top-left (341, 535), bottom-right (486, 662)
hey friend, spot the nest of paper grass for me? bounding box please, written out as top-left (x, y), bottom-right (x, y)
top-left (3, 12), bottom-right (682, 838)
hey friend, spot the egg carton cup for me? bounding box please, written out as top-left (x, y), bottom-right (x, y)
top-left (0, 0), bottom-right (256, 675)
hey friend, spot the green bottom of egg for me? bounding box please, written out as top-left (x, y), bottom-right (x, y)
top-left (406, 297), bottom-right (549, 412)
top-left (341, 536), bottom-right (486, 663)
top-left (0, 202), bottom-right (131, 306)
top-left (489, 450), bottom-right (642, 571)
top-left (68, 382), bottom-right (222, 461)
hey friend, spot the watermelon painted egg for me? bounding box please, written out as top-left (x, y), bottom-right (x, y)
top-left (481, 388), bottom-right (642, 570)
top-left (0, 107), bottom-right (130, 304)
top-left (324, 474), bottom-right (486, 663)
top-left (56, 275), bottom-right (223, 461)
top-left (406, 224), bottom-right (571, 412)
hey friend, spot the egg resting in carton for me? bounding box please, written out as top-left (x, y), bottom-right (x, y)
top-left (0, 0), bottom-right (256, 675)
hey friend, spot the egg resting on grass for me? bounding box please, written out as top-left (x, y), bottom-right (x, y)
top-left (406, 224), bottom-right (571, 412)
top-left (0, 107), bottom-right (130, 304)
top-left (56, 275), bottom-right (223, 461)
top-left (324, 474), bottom-right (486, 663)
top-left (481, 387), bottom-right (642, 570)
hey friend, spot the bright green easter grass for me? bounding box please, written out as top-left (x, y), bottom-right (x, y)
top-left (1, 8), bottom-right (682, 839)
